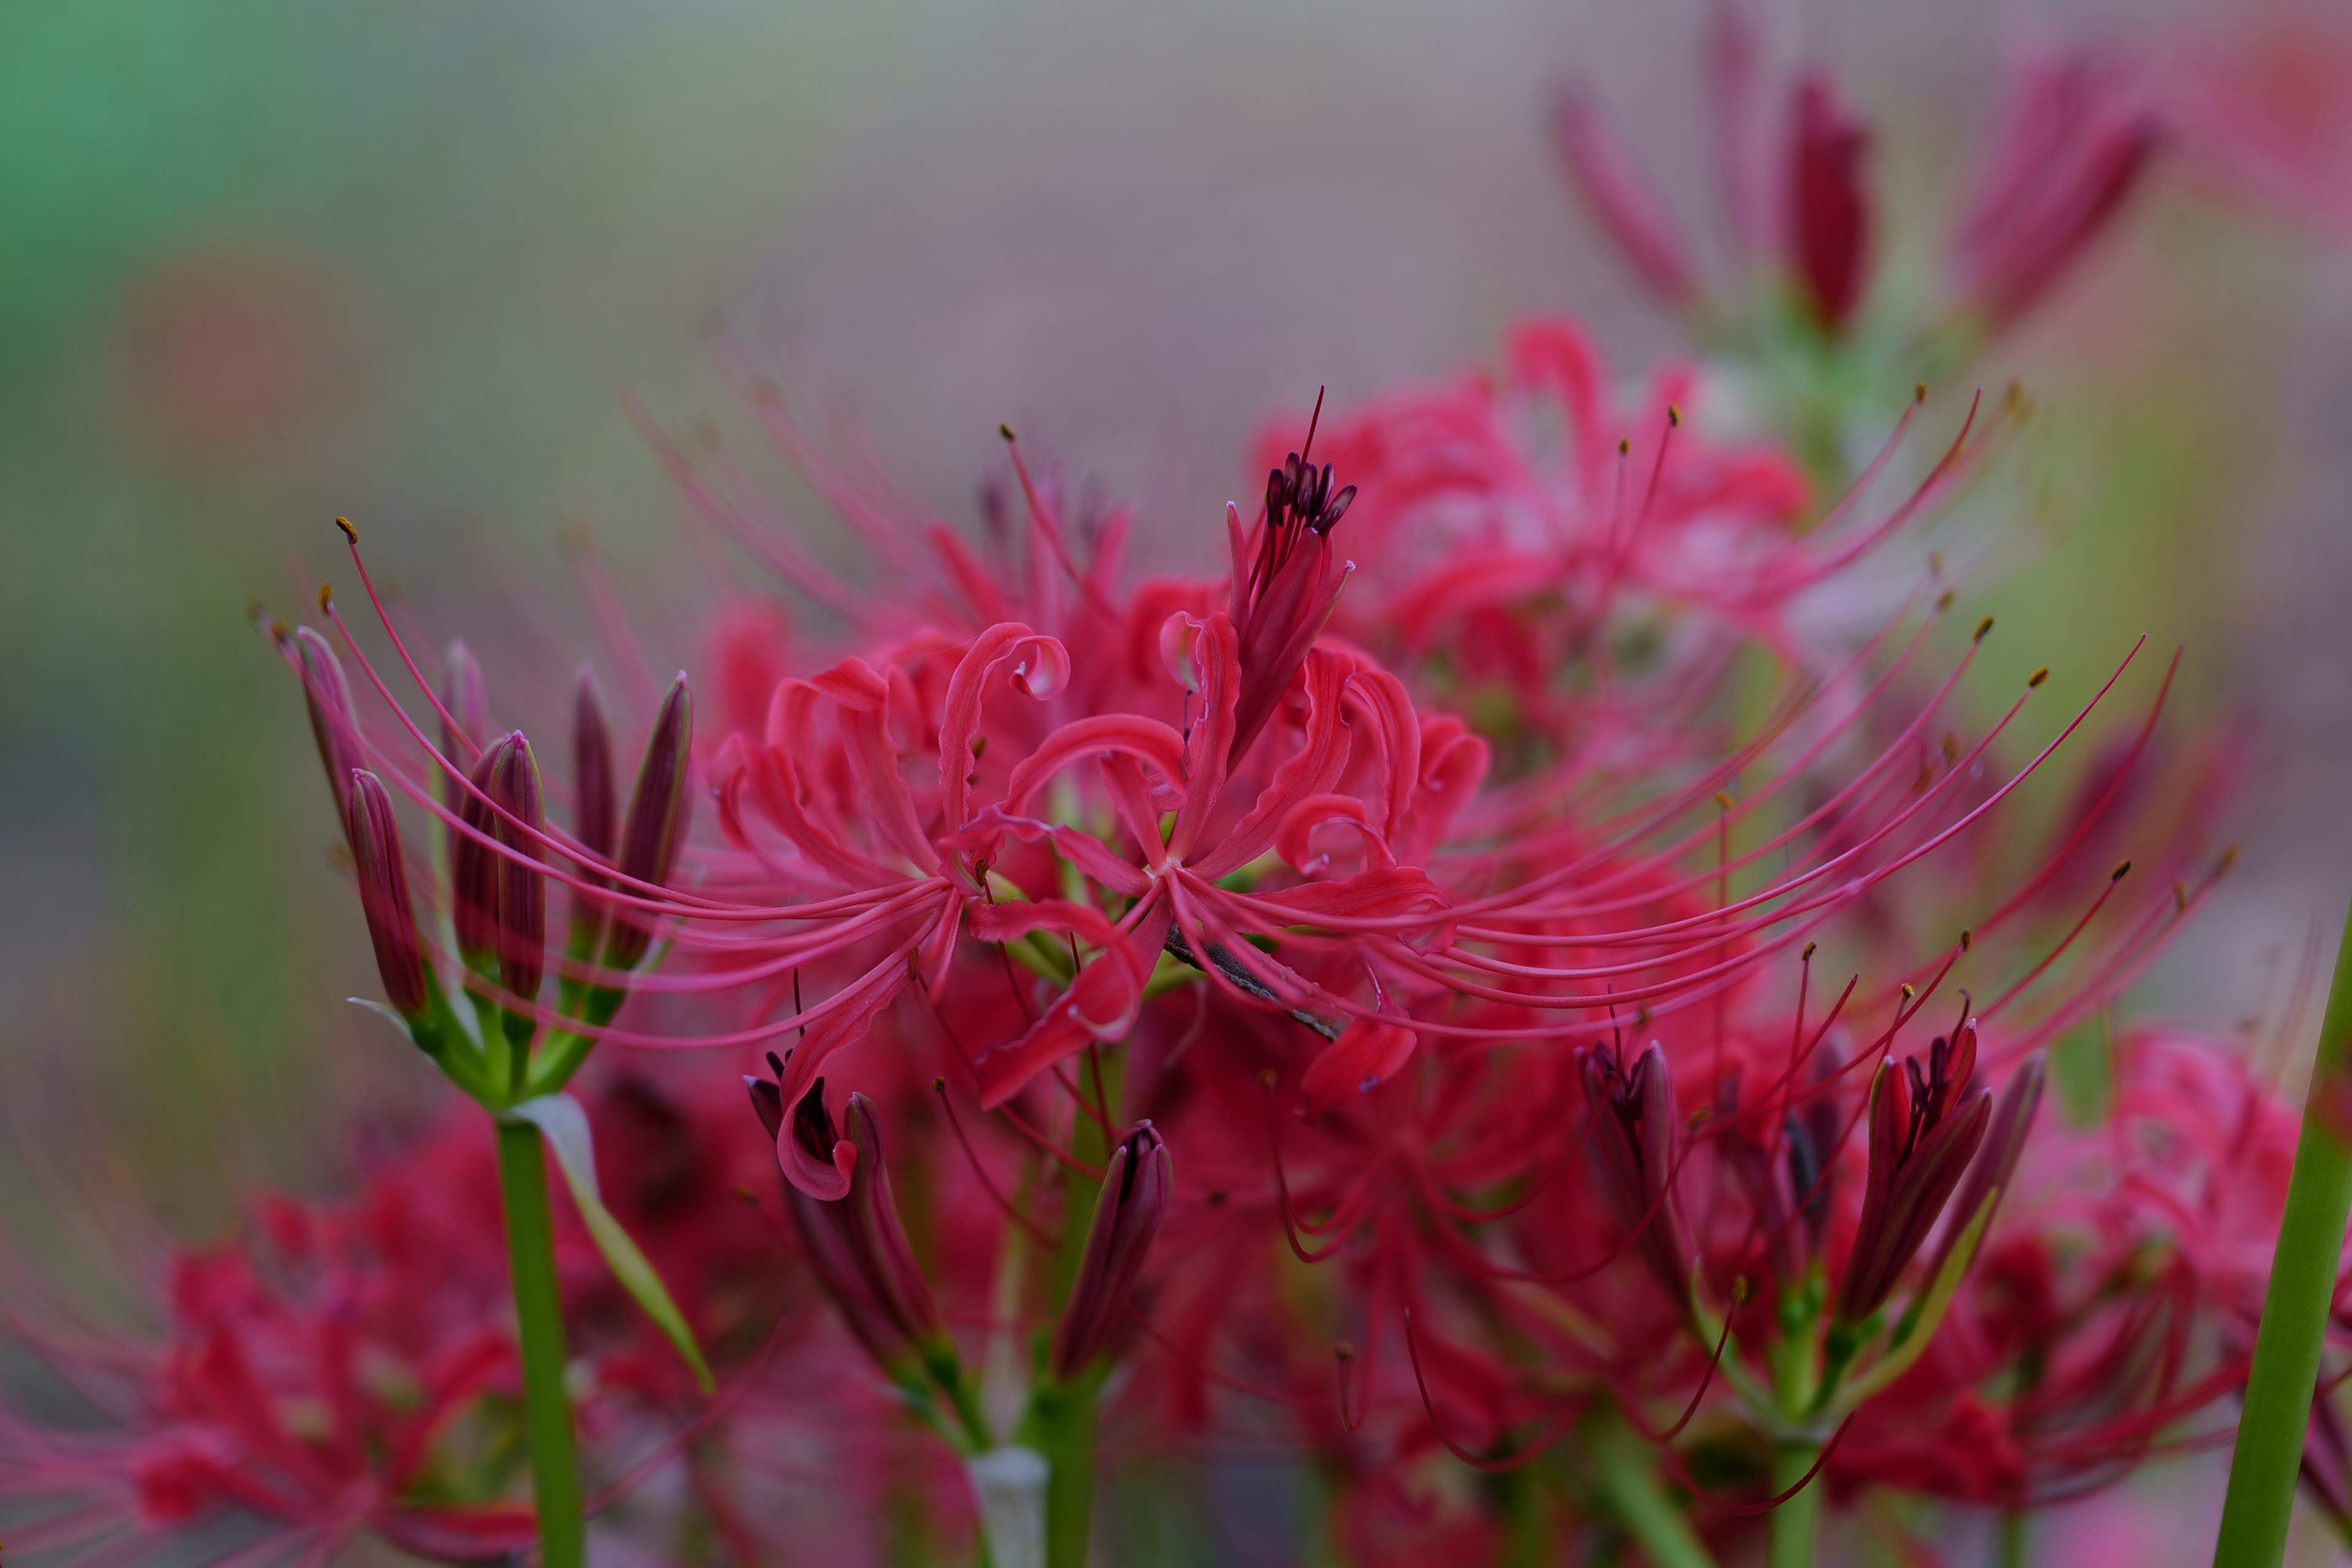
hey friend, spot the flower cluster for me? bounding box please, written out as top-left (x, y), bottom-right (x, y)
top-left (11, 14), bottom-right (2351, 1564)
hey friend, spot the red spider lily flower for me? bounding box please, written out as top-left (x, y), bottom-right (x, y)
top-left (0, 1072), bottom-right (792, 1566)
top-left (1550, 10), bottom-right (2179, 368)
top-left (1253, 322), bottom-right (2012, 742)
top-left (2157, 8), bottom-right (2352, 234)
top-left (1949, 37), bottom-right (2162, 330)
top-left (262, 293), bottom-right (2223, 1563)
top-left (1051, 1121), bottom-right (1172, 1379)
top-left (1834, 1017), bottom-right (1991, 1325)
top-left (1787, 74), bottom-right (1873, 336)
top-left (346, 767), bottom-right (430, 1021)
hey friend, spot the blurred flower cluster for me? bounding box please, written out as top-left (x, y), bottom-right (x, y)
top-left (8, 6), bottom-right (2352, 1567)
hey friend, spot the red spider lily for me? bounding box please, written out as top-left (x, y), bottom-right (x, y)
top-left (2157, 7), bottom-right (2352, 235)
top-left (1554, 6), bottom-right (2162, 345)
top-left (1257, 321), bottom-right (2014, 750)
top-left (231, 282), bottom-right (2236, 1566)
top-left (0, 1069), bottom-right (790, 1566)
top-left (1948, 32), bottom-right (2163, 330)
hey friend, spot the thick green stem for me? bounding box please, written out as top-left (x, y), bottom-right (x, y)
top-left (1027, 1378), bottom-right (1099, 1568)
top-left (1769, 1441), bottom-right (1820, 1568)
top-left (1031, 1046), bottom-right (1121, 1567)
top-left (497, 1118), bottom-right (586, 1568)
top-left (2215, 899), bottom-right (2352, 1567)
top-left (1586, 1407), bottom-right (1719, 1568)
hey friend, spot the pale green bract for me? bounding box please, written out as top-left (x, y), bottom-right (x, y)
top-left (507, 1092), bottom-right (715, 1395)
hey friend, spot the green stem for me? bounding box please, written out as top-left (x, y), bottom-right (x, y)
top-left (1769, 1441), bottom-right (1820, 1568)
top-left (1587, 1406), bottom-right (1719, 1568)
top-left (1027, 1378), bottom-right (1099, 1568)
top-left (496, 1118), bottom-right (586, 1568)
top-left (2215, 897), bottom-right (2352, 1567)
top-left (1997, 1508), bottom-right (2027, 1568)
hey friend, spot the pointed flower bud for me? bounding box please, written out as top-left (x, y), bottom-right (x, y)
top-left (439, 638), bottom-right (489, 773)
top-left (294, 627), bottom-right (363, 827)
top-left (451, 731), bottom-right (547, 1006)
top-left (570, 666), bottom-right (617, 956)
top-left (1922, 1051), bottom-right (2045, 1288)
top-left (1581, 1042), bottom-right (1697, 1305)
top-left (749, 1060), bottom-right (942, 1376)
top-left (572, 666), bottom-right (617, 864)
top-left (1051, 1122), bottom-right (1172, 1379)
top-left (1834, 1019), bottom-right (1992, 1325)
top-left (603, 673), bottom-right (692, 972)
top-left (345, 769), bottom-right (428, 1020)
top-left (1787, 74), bottom-right (1872, 334)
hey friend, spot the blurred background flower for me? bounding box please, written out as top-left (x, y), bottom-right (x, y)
top-left (7, 0), bottom-right (2352, 1561)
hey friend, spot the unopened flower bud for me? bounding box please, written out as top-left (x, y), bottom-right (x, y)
top-left (1051, 1121), bottom-right (1172, 1379)
top-left (294, 627), bottom-right (363, 828)
top-left (344, 769), bottom-right (428, 1020)
top-left (453, 731), bottom-right (547, 1006)
top-left (749, 1061), bottom-right (941, 1376)
top-left (1834, 1020), bottom-right (1992, 1325)
top-left (1581, 1042), bottom-right (1696, 1305)
top-left (603, 673), bottom-right (692, 973)
top-left (572, 666), bottom-right (617, 864)
top-left (440, 638), bottom-right (489, 773)
top-left (570, 666), bottom-right (616, 956)
top-left (1922, 1052), bottom-right (2045, 1287)
top-left (1788, 74), bottom-right (1873, 336)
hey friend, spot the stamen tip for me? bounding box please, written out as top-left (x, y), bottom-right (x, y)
top-left (1972, 614), bottom-right (1995, 643)
top-left (1901, 982), bottom-right (1917, 1001)
top-left (317, 582), bottom-right (333, 612)
top-left (2111, 859), bottom-right (2132, 882)
top-left (998, 422), bottom-right (1017, 443)
top-left (1959, 929), bottom-right (1972, 952)
top-left (2027, 666), bottom-right (2049, 688)
top-left (1666, 403), bottom-right (1682, 428)
top-left (1801, 941), bottom-right (1817, 961)
top-left (333, 516), bottom-right (358, 544)
top-left (1913, 381), bottom-right (1928, 405)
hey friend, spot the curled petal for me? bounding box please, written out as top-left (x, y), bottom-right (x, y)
top-left (1274, 794), bottom-right (1395, 875)
top-left (938, 622), bottom-right (1069, 831)
top-left (1001, 714), bottom-right (1189, 819)
top-left (1301, 1019), bottom-right (1419, 1118)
